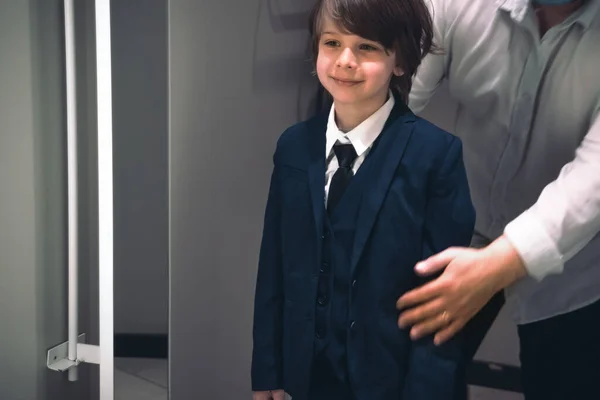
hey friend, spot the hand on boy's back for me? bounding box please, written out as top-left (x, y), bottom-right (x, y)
top-left (253, 389), bottom-right (286, 400)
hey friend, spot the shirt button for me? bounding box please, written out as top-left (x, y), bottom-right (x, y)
top-left (349, 321), bottom-right (355, 330)
top-left (352, 280), bottom-right (357, 288)
top-left (318, 295), bottom-right (328, 306)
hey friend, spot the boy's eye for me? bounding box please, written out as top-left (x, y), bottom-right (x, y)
top-left (323, 40), bottom-right (339, 47)
top-left (359, 43), bottom-right (378, 51)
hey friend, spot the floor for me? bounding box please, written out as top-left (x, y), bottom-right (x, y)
top-left (114, 358), bottom-right (523, 400)
top-left (115, 358), bottom-right (168, 400)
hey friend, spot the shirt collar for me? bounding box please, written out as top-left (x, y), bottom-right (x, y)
top-left (325, 92), bottom-right (395, 159)
top-left (495, 0), bottom-right (599, 29)
top-left (574, 0), bottom-right (600, 31)
top-left (495, 0), bottom-right (529, 22)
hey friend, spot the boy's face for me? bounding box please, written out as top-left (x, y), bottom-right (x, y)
top-left (316, 17), bottom-right (403, 107)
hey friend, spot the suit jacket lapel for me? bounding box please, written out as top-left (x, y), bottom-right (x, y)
top-left (350, 103), bottom-right (416, 275)
top-left (306, 113), bottom-right (328, 257)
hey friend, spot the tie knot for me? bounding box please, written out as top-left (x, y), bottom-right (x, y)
top-left (333, 143), bottom-right (358, 169)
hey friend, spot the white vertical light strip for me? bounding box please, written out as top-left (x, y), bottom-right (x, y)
top-left (95, 0), bottom-right (114, 399)
top-left (64, 0), bottom-right (79, 383)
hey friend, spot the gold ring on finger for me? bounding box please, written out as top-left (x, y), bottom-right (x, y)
top-left (441, 311), bottom-right (451, 324)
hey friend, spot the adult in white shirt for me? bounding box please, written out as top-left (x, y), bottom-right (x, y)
top-left (396, 0), bottom-right (600, 398)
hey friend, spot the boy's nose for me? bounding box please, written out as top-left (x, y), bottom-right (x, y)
top-left (336, 48), bottom-right (357, 69)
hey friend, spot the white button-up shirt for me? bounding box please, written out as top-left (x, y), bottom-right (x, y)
top-left (324, 93), bottom-right (395, 203)
top-left (410, 0), bottom-right (600, 324)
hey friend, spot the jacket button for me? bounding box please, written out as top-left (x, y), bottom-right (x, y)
top-left (316, 328), bottom-right (325, 338)
top-left (352, 280), bottom-right (357, 288)
top-left (317, 295), bottom-right (328, 306)
top-left (349, 321), bottom-right (355, 330)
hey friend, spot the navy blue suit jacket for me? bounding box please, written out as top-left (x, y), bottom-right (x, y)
top-left (252, 101), bottom-right (476, 400)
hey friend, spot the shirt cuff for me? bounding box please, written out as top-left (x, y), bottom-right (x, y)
top-left (504, 211), bottom-right (564, 281)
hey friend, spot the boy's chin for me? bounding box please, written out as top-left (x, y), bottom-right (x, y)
top-left (329, 91), bottom-right (366, 105)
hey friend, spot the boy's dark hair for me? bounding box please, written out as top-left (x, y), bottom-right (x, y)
top-left (308, 0), bottom-right (439, 103)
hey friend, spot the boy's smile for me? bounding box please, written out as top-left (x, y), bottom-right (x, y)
top-left (330, 76), bottom-right (363, 87)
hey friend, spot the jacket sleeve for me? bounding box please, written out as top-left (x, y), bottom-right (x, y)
top-left (402, 136), bottom-right (475, 399)
top-left (251, 146), bottom-right (284, 391)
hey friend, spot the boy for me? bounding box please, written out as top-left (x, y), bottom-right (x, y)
top-left (252, 0), bottom-right (475, 399)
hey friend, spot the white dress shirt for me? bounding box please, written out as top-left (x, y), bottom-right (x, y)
top-left (410, 0), bottom-right (600, 324)
top-left (324, 93), bottom-right (395, 203)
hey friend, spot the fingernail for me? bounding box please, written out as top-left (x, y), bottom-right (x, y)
top-left (410, 329), bottom-right (419, 339)
top-left (415, 263), bottom-right (426, 273)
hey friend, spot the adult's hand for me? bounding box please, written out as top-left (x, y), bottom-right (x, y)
top-left (396, 235), bottom-right (528, 345)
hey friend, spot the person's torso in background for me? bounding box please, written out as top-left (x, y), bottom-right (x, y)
top-left (423, 0), bottom-right (600, 324)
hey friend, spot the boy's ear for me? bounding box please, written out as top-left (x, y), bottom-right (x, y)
top-left (393, 66), bottom-right (404, 77)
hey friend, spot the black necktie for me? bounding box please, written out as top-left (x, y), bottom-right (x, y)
top-left (327, 142), bottom-right (358, 213)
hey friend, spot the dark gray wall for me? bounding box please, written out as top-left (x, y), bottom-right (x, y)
top-left (0, 1), bottom-right (94, 399)
top-left (169, 0), bottom-right (315, 397)
top-left (112, 0), bottom-right (169, 335)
